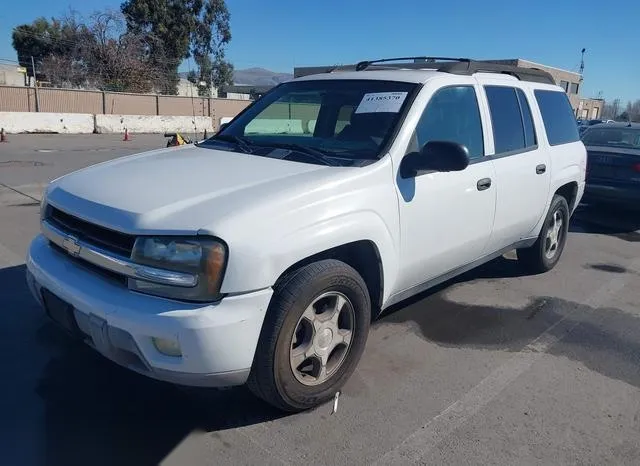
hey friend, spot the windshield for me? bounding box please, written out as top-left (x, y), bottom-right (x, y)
top-left (201, 79), bottom-right (419, 166)
top-left (582, 127), bottom-right (640, 149)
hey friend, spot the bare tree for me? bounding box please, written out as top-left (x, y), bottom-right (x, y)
top-left (85, 11), bottom-right (159, 92)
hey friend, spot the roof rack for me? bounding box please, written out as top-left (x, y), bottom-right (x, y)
top-left (355, 56), bottom-right (470, 71)
top-left (352, 57), bottom-right (555, 84)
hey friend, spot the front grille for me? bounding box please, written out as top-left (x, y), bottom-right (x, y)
top-left (50, 242), bottom-right (127, 286)
top-left (48, 206), bottom-right (135, 257)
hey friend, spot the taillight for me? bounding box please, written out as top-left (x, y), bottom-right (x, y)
top-left (633, 163), bottom-right (640, 173)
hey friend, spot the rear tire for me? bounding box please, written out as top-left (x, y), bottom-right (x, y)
top-left (248, 259), bottom-right (371, 412)
top-left (518, 194), bottom-right (569, 273)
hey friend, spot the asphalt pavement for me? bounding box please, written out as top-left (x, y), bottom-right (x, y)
top-left (1, 134), bottom-right (639, 466)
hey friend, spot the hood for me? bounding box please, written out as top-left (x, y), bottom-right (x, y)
top-left (46, 144), bottom-right (337, 234)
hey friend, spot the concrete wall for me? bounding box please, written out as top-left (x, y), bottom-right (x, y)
top-left (0, 112), bottom-right (215, 134)
top-left (0, 112), bottom-right (94, 134)
top-left (94, 115), bottom-right (213, 134)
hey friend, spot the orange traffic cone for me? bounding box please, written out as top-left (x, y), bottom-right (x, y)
top-left (0, 128), bottom-right (7, 143)
top-left (123, 127), bottom-right (131, 141)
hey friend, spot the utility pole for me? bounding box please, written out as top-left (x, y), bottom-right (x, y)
top-left (31, 56), bottom-right (40, 112)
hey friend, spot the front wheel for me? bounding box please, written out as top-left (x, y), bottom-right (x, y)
top-left (248, 259), bottom-right (371, 412)
top-left (518, 194), bottom-right (570, 273)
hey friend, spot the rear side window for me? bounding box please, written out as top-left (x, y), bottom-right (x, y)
top-left (516, 89), bottom-right (536, 147)
top-left (484, 86), bottom-right (526, 154)
top-left (534, 90), bottom-right (580, 146)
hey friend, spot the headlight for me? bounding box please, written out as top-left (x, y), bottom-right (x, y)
top-left (128, 236), bottom-right (227, 302)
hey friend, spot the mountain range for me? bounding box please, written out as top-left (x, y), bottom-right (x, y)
top-left (233, 67), bottom-right (293, 86)
top-left (179, 67), bottom-right (293, 87)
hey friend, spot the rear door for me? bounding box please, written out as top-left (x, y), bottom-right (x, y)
top-left (477, 82), bottom-right (551, 252)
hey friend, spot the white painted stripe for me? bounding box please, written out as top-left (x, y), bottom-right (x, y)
top-left (373, 257), bottom-right (640, 465)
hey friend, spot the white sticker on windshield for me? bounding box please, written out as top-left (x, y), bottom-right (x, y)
top-left (355, 92), bottom-right (408, 114)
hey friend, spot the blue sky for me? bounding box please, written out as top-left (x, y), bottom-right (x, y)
top-left (1, 0), bottom-right (637, 103)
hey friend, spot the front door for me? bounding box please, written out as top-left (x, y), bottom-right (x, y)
top-left (394, 84), bottom-right (497, 293)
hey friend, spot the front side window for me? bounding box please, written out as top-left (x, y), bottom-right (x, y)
top-left (207, 79), bottom-right (418, 166)
top-left (534, 90), bottom-right (580, 146)
top-left (413, 86), bottom-right (484, 160)
top-left (485, 86), bottom-right (526, 154)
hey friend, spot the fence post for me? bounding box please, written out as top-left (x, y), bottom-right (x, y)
top-left (31, 56), bottom-right (40, 112)
top-left (207, 97), bottom-right (211, 117)
top-left (102, 91), bottom-right (106, 114)
top-left (156, 94), bottom-right (160, 115)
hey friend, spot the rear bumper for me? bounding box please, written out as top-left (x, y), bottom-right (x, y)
top-left (583, 183), bottom-right (640, 208)
top-left (26, 234), bottom-right (273, 387)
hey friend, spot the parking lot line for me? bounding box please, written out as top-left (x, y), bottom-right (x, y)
top-left (0, 182), bottom-right (41, 203)
top-left (373, 256), bottom-right (640, 465)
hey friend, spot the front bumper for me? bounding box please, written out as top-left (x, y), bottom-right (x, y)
top-left (26, 234), bottom-right (273, 387)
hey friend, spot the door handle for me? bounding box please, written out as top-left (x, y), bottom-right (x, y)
top-left (477, 178), bottom-right (492, 191)
top-left (536, 164), bottom-right (546, 174)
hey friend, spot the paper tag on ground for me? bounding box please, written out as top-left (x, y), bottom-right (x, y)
top-left (355, 92), bottom-right (408, 114)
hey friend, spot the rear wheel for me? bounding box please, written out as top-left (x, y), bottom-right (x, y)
top-left (518, 194), bottom-right (569, 273)
top-left (248, 259), bottom-right (370, 412)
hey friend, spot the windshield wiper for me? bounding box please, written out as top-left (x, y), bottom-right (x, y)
top-left (209, 134), bottom-right (254, 154)
top-left (262, 142), bottom-right (338, 166)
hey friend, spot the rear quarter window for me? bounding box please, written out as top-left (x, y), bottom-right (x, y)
top-left (534, 90), bottom-right (580, 146)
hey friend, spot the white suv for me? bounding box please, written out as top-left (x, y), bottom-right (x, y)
top-left (26, 57), bottom-right (586, 412)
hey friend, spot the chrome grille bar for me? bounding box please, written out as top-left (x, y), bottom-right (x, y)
top-left (41, 219), bottom-right (198, 288)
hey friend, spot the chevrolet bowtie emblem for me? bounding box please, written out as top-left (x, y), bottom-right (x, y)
top-left (62, 235), bottom-right (82, 257)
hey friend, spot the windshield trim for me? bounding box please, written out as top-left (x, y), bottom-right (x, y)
top-left (207, 79), bottom-right (423, 165)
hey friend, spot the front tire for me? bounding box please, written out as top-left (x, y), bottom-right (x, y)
top-left (248, 259), bottom-right (371, 412)
top-left (518, 194), bottom-right (570, 273)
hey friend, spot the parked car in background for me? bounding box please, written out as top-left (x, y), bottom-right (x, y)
top-left (582, 122), bottom-right (640, 209)
top-left (578, 119), bottom-right (609, 136)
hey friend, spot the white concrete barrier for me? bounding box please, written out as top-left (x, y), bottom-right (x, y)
top-left (0, 112), bottom-right (94, 134)
top-left (94, 115), bottom-right (213, 134)
top-left (245, 119), bottom-right (317, 135)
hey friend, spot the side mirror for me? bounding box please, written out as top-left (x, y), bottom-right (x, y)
top-left (401, 141), bottom-right (470, 178)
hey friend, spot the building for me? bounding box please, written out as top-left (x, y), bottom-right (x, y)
top-left (480, 59), bottom-right (603, 120)
top-left (218, 85), bottom-right (274, 100)
top-left (0, 63), bottom-right (29, 87)
top-left (294, 58), bottom-right (604, 119)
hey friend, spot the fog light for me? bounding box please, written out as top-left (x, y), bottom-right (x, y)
top-left (152, 337), bottom-right (182, 357)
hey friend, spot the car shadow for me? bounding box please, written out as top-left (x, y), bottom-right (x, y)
top-left (570, 204), bottom-right (640, 242)
top-left (376, 262), bottom-right (640, 391)
top-left (0, 264), bottom-right (286, 466)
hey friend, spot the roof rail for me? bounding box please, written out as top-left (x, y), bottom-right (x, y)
top-left (441, 61), bottom-right (556, 84)
top-left (352, 57), bottom-right (556, 85)
top-left (355, 56), bottom-right (470, 71)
